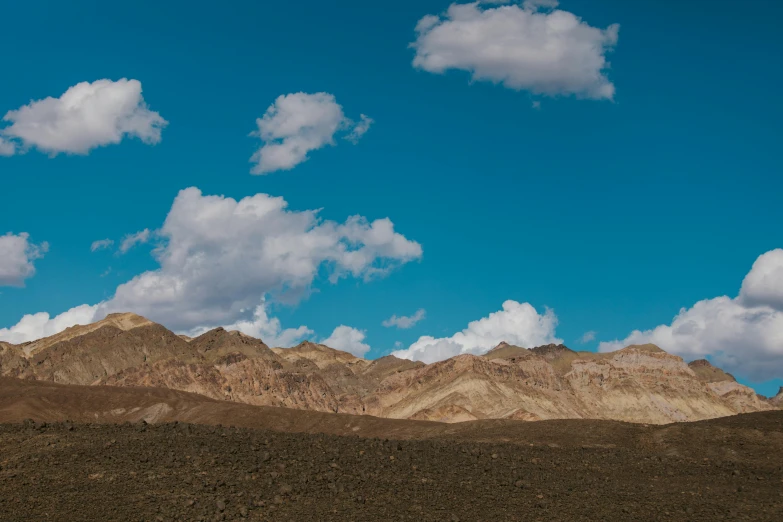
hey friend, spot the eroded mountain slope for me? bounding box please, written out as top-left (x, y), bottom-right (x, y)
top-left (0, 313), bottom-right (775, 424)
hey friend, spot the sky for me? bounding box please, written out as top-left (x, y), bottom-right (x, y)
top-left (1, 0), bottom-right (782, 396)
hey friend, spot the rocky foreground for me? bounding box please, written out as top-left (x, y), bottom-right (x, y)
top-left (1, 313), bottom-right (779, 425)
top-left (1, 412), bottom-right (782, 521)
top-left (0, 377), bottom-right (782, 521)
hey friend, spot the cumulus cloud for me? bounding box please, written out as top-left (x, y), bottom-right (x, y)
top-left (600, 249), bottom-right (783, 381)
top-left (0, 187), bottom-right (421, 343)
top-left (579, 330), bottom-right (597, 343)
top-left (0, 79), bottom-right (167, 156)
top-left (90, 239), bottom-right (114, 252)
top-left (118, 229), bottom-right (151, 254)
top-left (0, 232), bottom-right (49, 287)
top-left (186, 298), bottom-right (313, 348)
top-left (383, 309), bottom-right (426, 329)
top-left (393, 300), bottom-right (561, 364)
top-left (0, 304), bottom-right (99, 345)
top-left (250, 92), bottom-right (372, 174)
top-left (411, 1), bottom-right (619, 99)
top-left (322, 325), bottom-right (371, 358)
top-left (739, 249), bottom-right (783, 310)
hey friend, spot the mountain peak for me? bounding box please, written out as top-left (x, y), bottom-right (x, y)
top-left (621, 343), bottom-right (666, 354)
top-left (483, 342), bottom-right (529, 360)
top-left (21, 312), bottom-right (156, 357)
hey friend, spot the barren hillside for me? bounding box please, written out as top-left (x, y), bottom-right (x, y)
top-left (0, 313), bottom-right (775, 424)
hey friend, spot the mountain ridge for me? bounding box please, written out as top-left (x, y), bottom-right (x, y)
top-left (0, 313), bottom-right (776, 424)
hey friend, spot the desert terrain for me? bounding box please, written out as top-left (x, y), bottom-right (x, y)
top-left (0, 378), bottom-right (782, 521)
top-left (1, 313), bottom-right (782, 520)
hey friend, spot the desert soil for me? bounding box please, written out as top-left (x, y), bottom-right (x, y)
top-left (1, 411), bottom-right (782, 522)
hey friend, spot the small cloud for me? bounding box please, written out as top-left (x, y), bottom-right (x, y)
top-left (249, 92), bottom-right (371, 174)
top-left (579, 330), bottom-right (597, 344)
top-left (0, 78), bottom-right (167, 156)
top-left (411, 1), bottom-right (619, 100)
top-left (322, 325), bottom-right (371, 358)
top-left (0, 232), bottom-right (48, 287)
top-left (100, 267), bottom-right (112, 278)
top-left (118, 229), bottom-right (151, 254)
top-left (531, 101), bottom-right (541, 110)
top-left (90, 239), bottom-right (114, 252)
top-left (345, 114), bottom-right (374, 144)
top-left (383, 309), bottom-right (426, 329)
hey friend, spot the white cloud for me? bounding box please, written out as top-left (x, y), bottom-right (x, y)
top-left (0, 187), bottom-right (421, 342)
top-left (579, 330), bottom-right (597, 343)
top-left (90, 239), bottom-right (114, 252)
top-left (186, 298), bottom-right (313, 348)
top-left (0, 137), bottom-right (15, 156)
top-left (250, 92), bottom-right (372, 174)
top-left (600, 249), bottom-right (783, 382)
top-left (118, 229), bottom-right (151, 254)
top-left (345, 114), bottom-right (374, 144)
top-left (322, 325), bottom-right (371, 358)
top-left (411, 2), bottom-right (619, 99)
top-left (0, 304), bottom-right (99, 345)
top-left (383, 309), bottom-right (426, 329)
top-left (1, 79), bottom-right (167, 156)
top-left (0, 232), bottom-right (49, 287)
top-left (739, 249), bottom-right (783, 311)
top-left (393, 300), bottom-right (561, 364)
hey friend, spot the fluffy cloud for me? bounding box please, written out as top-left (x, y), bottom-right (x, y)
top-left (0, 79), bottom-right (167, 156)
top-left (250, 92), bottom-right (372, 174)
top-left (579, 330), bottom-right (597, 343)
top-left (383, 309), bottom-right (426, 329)
top-left (322, 325), bottom-right (371, 358)
top-left (600, 249), bottom-right (783, 381)
top-left (739, 249), bottom-right (783, 310)
top-left (0, 187), bottom-right (421, 343)
top-left (393, 300), bottom-right (561, 363)
top-left (0, 304), bottom-right (99, 345)
top-left (186, 298), bottom-right (313, 348)
top-left (118, 229), bottom-right (151, 254)
top-left (0, 232), bottom-right (49, 287)
top-left (90, 239), bottom-right (114, 252)
top-left (411, 1), bottom-right (619, 99)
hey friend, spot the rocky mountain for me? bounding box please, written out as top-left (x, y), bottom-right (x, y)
top-left (0, 313), bottom-right (776, 424)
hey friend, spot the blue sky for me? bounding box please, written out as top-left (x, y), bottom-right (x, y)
top-left (1, 0), bottom-right (782, 396)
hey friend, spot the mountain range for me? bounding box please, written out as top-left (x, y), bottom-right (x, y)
top-left (1, 312), bottom-right (779, 424)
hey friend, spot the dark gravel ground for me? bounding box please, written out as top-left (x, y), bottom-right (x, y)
top-left (1, 415), bottom-right (782, 522)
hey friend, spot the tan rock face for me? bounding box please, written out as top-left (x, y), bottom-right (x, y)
top-left (0, 314), bottom-right (776, 424)
top-left (772, 388), bottom-right (783, 408)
